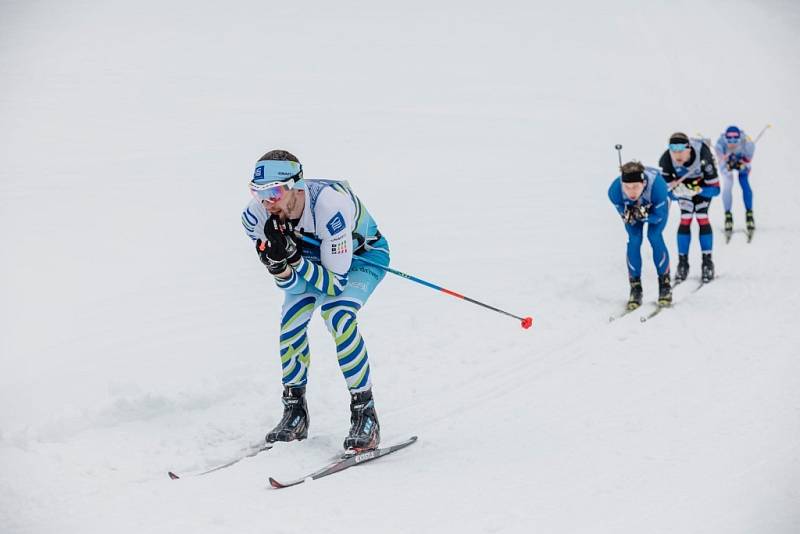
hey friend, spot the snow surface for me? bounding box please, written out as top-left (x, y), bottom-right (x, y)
top-left (2, 1), bottom-right (800, 532)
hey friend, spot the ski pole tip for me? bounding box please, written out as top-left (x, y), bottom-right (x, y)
top-left (521, 317), bottom-right (533, 329)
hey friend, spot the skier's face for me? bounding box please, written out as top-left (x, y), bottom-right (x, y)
top-left (263, 189), bottom-right (302, 219)
top-left (622, 181), bottom-right (645, 201)
top-left (670, 146), bottom-right (691, 165)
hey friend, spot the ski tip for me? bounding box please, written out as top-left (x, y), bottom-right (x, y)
top-left (268, 477), bottom-right (286, 489)
top-left (168, 471), bottom-right (180, 480)
top-left (521, 316), bottom-right (533, 329)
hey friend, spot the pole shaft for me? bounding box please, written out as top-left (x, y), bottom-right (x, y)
top-left (293, 233), bottom-right (528, 323)
top-left (754, 124), bottom-right (771, 143)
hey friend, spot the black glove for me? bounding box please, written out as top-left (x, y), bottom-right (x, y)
top-left (257, 217), bottom-right (289, 275)
top-left (727, 155), bottom-right (742, 171)
top-left (282, 219), bottom-right (302, 266)
top-left (623, 205), bottom-right (648, 225)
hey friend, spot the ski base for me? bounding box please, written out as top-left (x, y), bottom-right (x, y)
top-left (169, 442), bottom-right (273, 479)
top-left (268, 435), bottom-right (418, 489)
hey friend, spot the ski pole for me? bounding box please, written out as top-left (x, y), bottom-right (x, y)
top-left (616, 143), bottom-right (685, 192)
top-left (293, 233), bottom-right (533, 329)
top-left (614, 144), bottom-right (623, 168)
top-left (753, 123), bottom-right (771, 143)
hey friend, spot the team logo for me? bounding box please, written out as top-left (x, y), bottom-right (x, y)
top-left (254, 166), bottom-right (263, 178)
top-left (326, 212), bottom-right (346, 235)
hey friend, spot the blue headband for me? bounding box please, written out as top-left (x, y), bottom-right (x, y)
top-left (668, 143), bottom-right (689, 152)
top-left (252, 160), bottom-right (302, 187)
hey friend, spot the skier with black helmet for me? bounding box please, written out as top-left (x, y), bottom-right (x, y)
top-left (658, 132), bottom-right (720, 284)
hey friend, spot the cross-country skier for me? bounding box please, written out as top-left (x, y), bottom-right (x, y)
top-left (241, 150), bottom-right (389, 452)
top-left (714, 126), bottom-right (756, 241)
top-left (658, 132), bottom-right (720, 284)
top-left (608, 161), bottom-right (672, 309)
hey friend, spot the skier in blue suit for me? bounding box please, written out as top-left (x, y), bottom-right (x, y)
top-left (714, 125), bottom-right (757, 240)
top-left (608, 161), bottom-right (672, 309)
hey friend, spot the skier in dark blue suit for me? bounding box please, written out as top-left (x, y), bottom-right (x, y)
top-left (608, 161), bottom-right (672, 309)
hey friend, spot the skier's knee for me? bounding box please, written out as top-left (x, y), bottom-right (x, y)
top-left (322, 303), bottom-right (360, 337)
top-left (627, 233), bottom-right (643, 247)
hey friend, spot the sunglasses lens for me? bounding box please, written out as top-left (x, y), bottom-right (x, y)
top-left (251, 183), bottom-right (287, 203)
top-left (669, 143), bottom-right (688, 152)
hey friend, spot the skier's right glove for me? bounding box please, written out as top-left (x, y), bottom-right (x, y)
top-left (258, 217), bottom-right (290, 276)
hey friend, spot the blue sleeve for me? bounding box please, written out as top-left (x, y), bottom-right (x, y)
top-left (608, 179), bottom-right (625, 216)
top-left (666, 187), bottom-right (678, 201)
top-left (646, 178), bottom-right (669, 225)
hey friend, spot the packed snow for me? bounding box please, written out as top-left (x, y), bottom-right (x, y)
top-left (1, 1), bottom-right (799, 533)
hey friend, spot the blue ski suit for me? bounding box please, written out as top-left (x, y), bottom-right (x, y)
top-left (608, 168), bottom-right (671, 279)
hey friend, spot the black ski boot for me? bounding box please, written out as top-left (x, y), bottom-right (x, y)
top-left (657, 273), bottom-right (672, 307)
top-left (746, 210), bottom-right (755, 241)
top-left (701, 252), bottom-right (715, 283)
top-left (724, 211), bottom-right (733, 242)
top-left (627, 277), bottom-right (643, 310)
top-left (675, 254), bottom-right (689, 284)
top-left (266, 385), bottom-right (309, 444)
top-left (343, 389), bottom-right (380, 452)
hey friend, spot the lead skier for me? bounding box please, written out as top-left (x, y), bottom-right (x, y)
top-left (658, 132), bottom-right (720, 283)
top-left (241, 150), bottom-right (389, 452)
top-left (714, 126), bottom-right (756, 241)
top-left (608, 161), bottom-right (672, 309)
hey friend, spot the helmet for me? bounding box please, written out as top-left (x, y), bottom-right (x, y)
top-left (724, 126), bottom-right (742, 143)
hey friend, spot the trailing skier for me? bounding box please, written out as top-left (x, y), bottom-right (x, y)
top-left (658, 132), bottom-right (720, 284)
top-left (714, 126), bottom-right (757, 242)
top-left (608, 161), bottom-right (672, 310)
